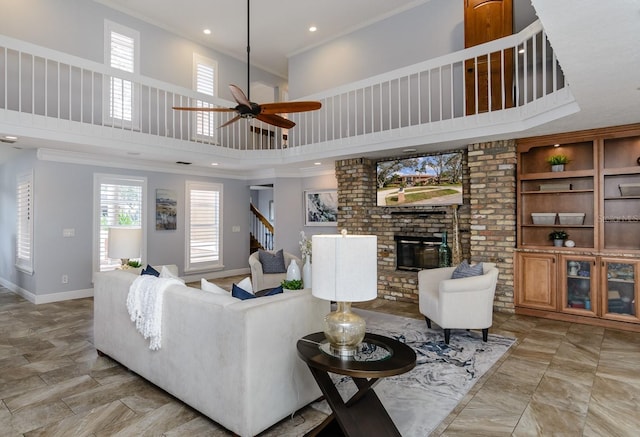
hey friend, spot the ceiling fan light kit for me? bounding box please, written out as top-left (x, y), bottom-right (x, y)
top-left (173, 0), bottom-right (321, 130)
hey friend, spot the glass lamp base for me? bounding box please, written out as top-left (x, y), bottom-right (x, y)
top-left (324, 301), bottom-right (366, 358)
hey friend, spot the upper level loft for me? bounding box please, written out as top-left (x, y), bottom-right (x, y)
top-left (0, 21), bottom-right (577, 169)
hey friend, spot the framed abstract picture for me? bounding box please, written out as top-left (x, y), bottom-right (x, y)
top-left (304, 189), bottom-right (338, 226)
top-left (156, 189), bottom-right (177, 230)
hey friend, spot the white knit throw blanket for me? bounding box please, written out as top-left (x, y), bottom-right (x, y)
top-left (126, 275), bottom-right (183, 350)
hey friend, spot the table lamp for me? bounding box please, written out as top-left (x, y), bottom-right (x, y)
top-left (312, 230), bottom-right (378, 357)
top-left (108, 227), bottom-right (142, 268)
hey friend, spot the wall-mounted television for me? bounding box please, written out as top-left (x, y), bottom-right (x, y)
top-left (376, 151), bottom-right (463, 207)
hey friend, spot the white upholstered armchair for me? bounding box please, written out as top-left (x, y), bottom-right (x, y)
top-left (249, 250), bottom-right (301, 292)
top-left (418, 262), bottom-right (498, 344)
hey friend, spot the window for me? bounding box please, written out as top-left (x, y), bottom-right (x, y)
top-left (185, 181), bottom-right (222, 271)
top-left (193, 54), bottom-right (218, 138)
top-left (104, 20), bottom-right (139, 126)
top-left (16, 171), bottom-right (34, 274)
top-left (94, 174), bottom-right (146, 272)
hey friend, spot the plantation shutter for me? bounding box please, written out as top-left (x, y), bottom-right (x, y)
top-left (186, 182), bottom-right (222, 270)
top-left (195, 56), bottom-right (216, 137)
top-left (98, 177), bottom-right (144, 271)
top-left (16, 172), bottom-right (34, 274)
top-left (106, 22), bottom-right (138, 123)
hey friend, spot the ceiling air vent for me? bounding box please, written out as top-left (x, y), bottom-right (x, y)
top-left (176, 161), bottom-right (192, 165)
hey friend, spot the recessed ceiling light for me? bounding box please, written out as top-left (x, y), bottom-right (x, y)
top-left (203, 29), bottom-right (211, 35)
top-left (210, 162), bottom-right (219, 166)
top-left (554, 143), bottom-right (560, 147)
top-left (309, 26), bottom-right (317, 32)
top-left (403, 148), bottom-right (417, 153)
top-left (5, 135), bottom-right (18, 140)
top-left (314, 162), bottom-right (322, 166)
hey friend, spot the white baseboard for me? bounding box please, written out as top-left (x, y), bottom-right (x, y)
top-left (0, 277), bottom-right (93, 304)
top-left (34, 288), bottom-right (94, 304)
top-left (182, 267), bottom-right (250, 284)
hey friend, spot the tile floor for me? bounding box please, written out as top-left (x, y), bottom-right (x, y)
top-left (1, 277), bottom-right (639, 436)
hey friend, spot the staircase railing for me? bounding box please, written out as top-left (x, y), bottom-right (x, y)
top-left (250, 203), bottom-right (274, 251)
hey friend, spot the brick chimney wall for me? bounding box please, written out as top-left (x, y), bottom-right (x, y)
top-left (334, 140), bottom-right (516, 313)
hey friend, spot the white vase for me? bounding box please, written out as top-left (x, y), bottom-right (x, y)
top-left (286, 259), bottom-right (301, 281)
top-left (303, 258), bottom-right (312, 289)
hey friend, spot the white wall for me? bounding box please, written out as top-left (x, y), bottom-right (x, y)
top-left (288, 0), bottom-right (538, 98)
top-left (0, 153), bottom-right (251, 298)
top-left (288, 0), bottom-right (463, 98)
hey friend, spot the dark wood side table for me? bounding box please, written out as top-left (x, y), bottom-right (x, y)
top-left (297, 332), bottom-right (416, 437)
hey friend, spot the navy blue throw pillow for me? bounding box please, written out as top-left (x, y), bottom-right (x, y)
top-left (141, 265), bottom-right (160, 277)
top-left (232, 283), bottom-right (255, 300)
top-left (232, 284), bottom-right (283, 300)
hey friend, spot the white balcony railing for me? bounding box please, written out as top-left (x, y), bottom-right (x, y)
top-left (0, 21), bottom-right (570, 155)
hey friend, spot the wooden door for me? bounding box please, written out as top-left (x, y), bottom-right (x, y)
top-left (515, 252), bottom-right (558, 310)
top-left (464, 0), bottom-right (513, 114)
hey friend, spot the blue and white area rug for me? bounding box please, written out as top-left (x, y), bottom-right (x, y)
top-left (311, 310), bottom-right (516, 436)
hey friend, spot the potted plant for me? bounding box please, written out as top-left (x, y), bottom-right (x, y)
top-left (281, 279), bottom-right (304, 291)
top-left (547, 154), bottom-right (570, 172)
top-left (549, 230), bottom-right (569, 247)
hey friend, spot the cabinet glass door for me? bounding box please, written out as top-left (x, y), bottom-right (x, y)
top-left (563, 256), bottom-right (596, 315)
top-left (603, 260), bottom-right (637, 319)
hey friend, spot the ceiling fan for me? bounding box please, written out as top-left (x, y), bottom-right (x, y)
top-left (172, 0), bottom-right (321, 130)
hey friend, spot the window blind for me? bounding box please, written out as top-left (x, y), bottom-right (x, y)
top-left (99, 181), bottom-right (143, 271)
top-left (195, 58), bottom-right (216, 137)
top-left (16, 172), bottom-right (33, 274)
top-left (107, 26), bottom-right (137, 122)
top-left (186, 183), bottom-right (222, 270)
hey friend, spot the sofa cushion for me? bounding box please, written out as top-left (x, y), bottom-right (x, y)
top-left (160, 265), bottom-right (184, 283)
top-left (141, 265), bottom-right (160, 277)
top-left (232, 284), bottom-right (283, 300)
top-left (237, 276), bottom-right (253, 293)
top-left (258, 249), bottom-right (286, 274)
top-left (451, 260), bottom-right (484, 279)
top-left (201, 278), bottom-right (229, 295)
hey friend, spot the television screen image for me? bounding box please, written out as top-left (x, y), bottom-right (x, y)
top-left (376, 151), bottom-right (463, 207)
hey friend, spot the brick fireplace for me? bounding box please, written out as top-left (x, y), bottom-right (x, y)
top-left (334, 140), bottom-right (517, 312)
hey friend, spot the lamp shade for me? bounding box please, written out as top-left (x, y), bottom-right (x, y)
top-left (311, 233), bottom-right (377, 302)
top-left (107, 227), bottom-right (142, 260)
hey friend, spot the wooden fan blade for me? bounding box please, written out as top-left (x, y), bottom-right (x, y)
top-left (229, 84), bottom-right (251, 107)
top-left (218, 115), bottom-right (242, 128)
top-left (172, 106), bottom-right (236, 112)
top-left (256, 113), bottom-right (296, 129)
top-left (260, 101), bottom-right (322, 114)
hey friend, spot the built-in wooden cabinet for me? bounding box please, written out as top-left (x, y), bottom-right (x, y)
top-left (515, 124), bottom-right (640, 331)
top-left (515, 252), bottom-right (557, 310)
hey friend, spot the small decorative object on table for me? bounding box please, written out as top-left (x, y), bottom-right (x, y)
top-left (281, 279), bottom-right (303, 291)
top-left (300, 231), bottom-right (312, 288)
top-left (286, 259), bottom-right (301, 280)
top-left (549, 230), bottom-right (569, 247)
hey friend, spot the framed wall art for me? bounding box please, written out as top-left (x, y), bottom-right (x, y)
top-left (304, 189), bottom-right (338, 226)
top-left (156, 189), bottom-right (177, 230)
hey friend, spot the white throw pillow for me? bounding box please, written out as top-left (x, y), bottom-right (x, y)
top-left (160, 265), bottom-right (185, 283)
top-left (200, 278), bottom-right (229, 295)
top-left (237, 276), bottom-right (253, 294)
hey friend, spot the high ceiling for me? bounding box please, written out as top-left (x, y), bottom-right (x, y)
top-left (94, 0), bottom-right (430, 78)
top-left (1, 0), bottom-right (638, 170)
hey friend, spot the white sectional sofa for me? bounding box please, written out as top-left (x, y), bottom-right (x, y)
top-left (93, 268), bottom-right (329, 436)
